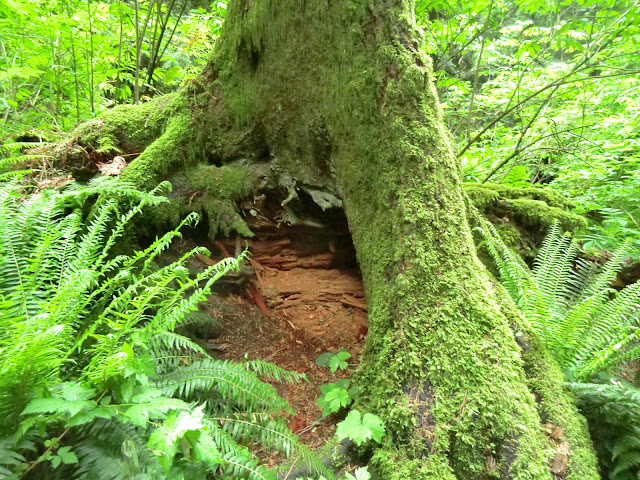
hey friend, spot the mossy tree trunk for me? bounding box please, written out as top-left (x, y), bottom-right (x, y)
top-left (66, 0), bottom-right (600, 478)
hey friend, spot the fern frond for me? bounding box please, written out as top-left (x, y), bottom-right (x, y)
top-left (481, 220), bottom-right (640, 381)
top-left (245, 359), bottom-right (308, 384)
top-left (0, 179), bottom-right (307, 478)
top-left (216, 414), bottom-right (330, 479)
top-left (158, 358), bottom-right (292, 414)
top-left (222, 452), bottom-right (277, 480)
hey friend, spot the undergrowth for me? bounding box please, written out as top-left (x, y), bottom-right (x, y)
top-left (479, 222), bottom-right (640, 381)
top-left (479, 222), bottom-right (640, 479)
top-left (0, 177), bottom-right (327, 480)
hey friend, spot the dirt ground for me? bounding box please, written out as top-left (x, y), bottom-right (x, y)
top-left (170, 225), bottom-right (369, 451)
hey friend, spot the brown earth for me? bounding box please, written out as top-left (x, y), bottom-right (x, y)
top-left (168, 223), bottom-right (368, 451)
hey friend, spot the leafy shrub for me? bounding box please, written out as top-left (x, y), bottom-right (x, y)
top-left (0, 178), bottom-right (325, 480)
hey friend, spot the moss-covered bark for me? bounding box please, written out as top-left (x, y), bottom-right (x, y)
top-left (61, 0), bottom-right (600, 478)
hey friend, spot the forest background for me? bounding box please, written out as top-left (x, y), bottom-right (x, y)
top-left (2, 0), bottom-right (639, 255)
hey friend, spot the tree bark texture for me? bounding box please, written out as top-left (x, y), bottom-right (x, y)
top-left (65, 1), bottom-right (600, 478)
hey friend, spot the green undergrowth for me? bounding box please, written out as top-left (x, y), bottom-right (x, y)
top-left (480, 221), bottom-right (640, 479)
top-left (0, 177), bottom-right (327, 480)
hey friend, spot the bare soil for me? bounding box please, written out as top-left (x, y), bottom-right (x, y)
top-left (170, 224), bottom-right (369, 450)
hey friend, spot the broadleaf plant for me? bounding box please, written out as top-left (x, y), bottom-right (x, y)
top-left (335, 410), bottom-right (385, 447)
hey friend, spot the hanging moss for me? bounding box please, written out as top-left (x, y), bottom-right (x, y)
top-left (465, 183), bottom-right (584, 229)
top-left (464, 183), bottom-right (586, 261)
top-left (465, 183), bottom-right (575, 210)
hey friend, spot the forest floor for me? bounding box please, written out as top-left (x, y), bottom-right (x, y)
top-left (164, 223), bottom-right (369, 454)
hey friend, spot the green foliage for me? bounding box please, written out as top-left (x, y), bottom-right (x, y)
top-left (417, 0), bottom-right (640, 249)
top-left (316, 350), bottom-right (352, 373)
top-left (335, 411), bottom-right (385, 447)
top-left (315, 351), bottom-right (356, 417)
top-left (317, 379), bottom-right (353, 417)
top-left (0, 177), bottom-right (327, 479)
top-left (479, 221), bottom-right (640, 381)
top-left (40, 443), bottom-right (79, 469)
top-left (0, 0), bottom-right (226, 134)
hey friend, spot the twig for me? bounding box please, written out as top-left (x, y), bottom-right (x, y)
top-left (283, 456), bottom-right (299, 480)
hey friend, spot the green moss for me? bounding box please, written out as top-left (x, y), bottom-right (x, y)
top-left (507, 198), bottom-right (586, 231)
top-left (465, 183), bottom-right (586, 261)
top-left (74, 93), bottom-right (184, 154)
top-left (464, 183), bottom-right (584, 229)
top-left (371, 450), bottom-right (457, 480)
top-left (468, 183), bottom-right (575, 210)
top-left (494, 221), bottom-right (523, 249)
top-left (464, 183), bottom-right (502, 210)
top-left (186, 163), bottom-right (258, 202)
top-left (493, 283), bottom-right (600, 480)
top-left (137, 163), bottom-right (261, 238)
top-left (119, 114), bottom-right (192, 188)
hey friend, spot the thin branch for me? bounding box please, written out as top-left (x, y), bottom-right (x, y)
top-left (466, 0), bottom-right (494, 142)
top-left (458, 2), bottom-right (639, 157)
top-left (458, 68), bottom-right (640, 158)
top-left (481, 123), bottom-right (597, 183)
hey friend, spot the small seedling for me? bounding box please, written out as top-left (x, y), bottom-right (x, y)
top-left (316, 349), bottom-right (351, 373)
top-left (317, 379), bottom-right (353, 416)
top-left (336, 410), bottom-right (385, 446)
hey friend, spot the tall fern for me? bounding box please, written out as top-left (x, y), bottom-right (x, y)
top-left (0, 177), bottom-right (328, 480)
top-left (478, 221), bottom-right (640, 381)
top-left (479, 221), bottom-right (640, 479)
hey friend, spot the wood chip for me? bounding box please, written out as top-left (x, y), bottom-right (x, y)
top-left (550, 426), bottom-right (564, 442)
top-left (341, 294), bottom-right (367, 311)
top-left (196, 253), bottom-right (217, 266)
top-left (97, 155), bottom-right (128, 176)
top-left (245, 281), bottom-right (271, 317)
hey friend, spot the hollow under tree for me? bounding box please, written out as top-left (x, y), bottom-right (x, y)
top-left (56, 0), bottom-right (600, 478)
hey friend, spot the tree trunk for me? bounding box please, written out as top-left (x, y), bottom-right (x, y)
top-left (65, 0), bottom-right (600, 478)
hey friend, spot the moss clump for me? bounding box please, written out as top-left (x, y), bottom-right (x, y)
top-left (464, 183), bottom-right (585, 230)
top-left (507, 198), bottom-right (586, 231)
top-left (140, 162), bottom-right (262, 238)
top-left (494, 221), bottom-right (524, 249)
top-left (186, 163), bottom-right (259, 202)
top-left (466, 183), bottom-right (575, 210)
top-left (465, 182), bottom-right (586, 261)
top-left (371, 451), bottom-right (457, 480)
top-left (119, 113), bottom-right (192, 188)
top-left (73, 93), bottom-right (184, 154)
top-left (464, 183), bottom-right (503, 210)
